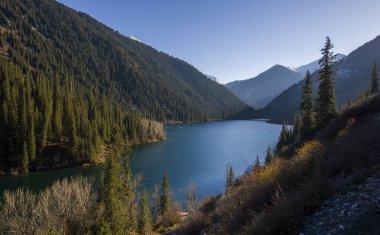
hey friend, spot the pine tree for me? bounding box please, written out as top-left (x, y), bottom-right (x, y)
top-left (276, 122), bottom-right (289, 151)
top-left (226, 165), bottom-right (235, 190)
top-left (299, 71), bottom-right (315, 140)
top-left (253, 155), bottom-right (261, 171)
top-left (138, 189), bottom-right (153, 235)
top-left (52, 75), bottom-right (63, 140)
top-left (292, 113), bottom-right (302, 143)
top-left (265, 147), bottom-right (274, 165)
top-left (99, 152), bottom-right (136, 234)
top-left (160, 171), bottom-right (170, 215)
top-left (123, 156), bottom-right (137, 231)
top-left (21, 141), bottom-right (28, 172)
top-left (25, 76), bottom-right (36, 162)
top-left (315, 36), bottom-right (338, 129)
top-left (371, 61), bottom-right (378, 94)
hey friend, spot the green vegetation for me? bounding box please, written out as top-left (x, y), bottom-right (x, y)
top-left (97, 152), bottom-right (137, 234)
top-left (0, 149), bottom-right (184, 234)
top-left (138, 190), bottom-right (153, 235)
top-left (177, 92), bottom-right (380, 235)
top-left (176, 38), bottom-right (380, 234)
top-left (0, 0), bottom-right (246, 124)
top-left (0, 0), bottom-right (248, 173)
top-left (0, 59), bottom-right (165, 173)
top-left (299, 71), bottom-right (315, 140)
top-left (226, 165), bottom-right (235, 190)
top-left (315, 36), bottom-right (338, 129)
top-left (159, 171), bottom-right (170, 216)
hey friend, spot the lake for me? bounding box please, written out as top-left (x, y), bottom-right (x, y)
top-left (0, 120), bottom-right (281, 201)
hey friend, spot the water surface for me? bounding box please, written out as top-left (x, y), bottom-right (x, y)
top-left (0, 120), bottom-right (281, 200)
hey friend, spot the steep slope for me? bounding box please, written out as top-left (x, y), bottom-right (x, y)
top-left (296, 53), bottom-right (346, 76)
top-left (226, 65), bottom-right (303, 108)
top-left (0, 0), bottom-right (247, 123)
top-left (177, 94), bottom-right (380, 234)
top-left (256, 36), bottom-right (380, 123)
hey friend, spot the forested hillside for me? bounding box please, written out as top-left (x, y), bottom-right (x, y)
top-left (255, 36), bottom-right (380, 123)
top-left (0, 0), bottom-right (246, 122)
top-left (0, 0), bottom-right (247, 173)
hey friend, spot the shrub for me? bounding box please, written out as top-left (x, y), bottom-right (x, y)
top-left (0, 177), bottom-right (97, 234)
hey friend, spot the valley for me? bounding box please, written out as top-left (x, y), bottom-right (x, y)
top-left (0, 0), bottom-right (379, 234)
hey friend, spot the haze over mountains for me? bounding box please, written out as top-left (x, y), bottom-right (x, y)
top-left (256, 36), bottom-right (380, 123)
top-left (294, 53), bottom-right (346, 76)
top-left (225, 54), bottom-right (346, 109)
top-left (226, 65), bottom-right (303, 108)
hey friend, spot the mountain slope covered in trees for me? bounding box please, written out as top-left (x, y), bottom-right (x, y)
top-left (0, 0), bottom-right (248, 173)
top-left (0, 0), bottom-right (247, 123)
top-left (255, 36), bottom-right (380, 123)
top-left (226, 65), bottom-right (303, 108)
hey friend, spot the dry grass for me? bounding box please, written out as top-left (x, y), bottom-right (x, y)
top-left (179, 94), bottom-right (380, 234)
top-left (0, 177), bottom-right (97, 234)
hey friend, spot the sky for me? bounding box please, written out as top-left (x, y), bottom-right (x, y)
top-left (57, 0), bottom-right (380, 84)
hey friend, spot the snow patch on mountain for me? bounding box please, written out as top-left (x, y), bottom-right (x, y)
top-left (295, 53), bottom-right (346, 76)
top-left (128, 36), bottom-right (144, 44)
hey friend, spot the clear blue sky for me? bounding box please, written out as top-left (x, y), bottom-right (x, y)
top-left (57, 0), bottom-right (380, 83)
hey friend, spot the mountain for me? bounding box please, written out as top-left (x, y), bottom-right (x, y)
top-left (295, 53), bottom-right (346, 76)
top-left (0, 0), bottom-right (247, 123)
top-left (225, 65), bottom-right (303, 108)
top-left (256, 36), bottom-right (380, 123)
top-left (0, 0), bottom-right (249, 172)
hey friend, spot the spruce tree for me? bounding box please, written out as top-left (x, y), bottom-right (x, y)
top-left (160, 171), bottom-right (170, 215)
top-left (315, 36), bottom-right (338, 129)
top-left (99, 152), bottom-right (136, 234)
top-left (299, 71), bottom-right (315, 140)
top-left (276, 122), bottom-right (289, 151)
top-left (371, 61), bottom-right (378, 94)
top-left (292, 113), bottom-right (302, 143)
top-left (21, 141), bottom-right (28, 172)
top-left (138, 189), bottom-right (153, 235)
top-left (253, 155), bottom-right (261, 171)
top-left (265, 147), bottom-right (274, 165)
top-left (226, 165), bottom-right (235, 190)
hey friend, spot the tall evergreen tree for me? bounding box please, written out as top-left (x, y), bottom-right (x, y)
top-left (292, 113), bottom-right (302, 143)
top-left (99, 152), bottom-right (137, 234)
top-left (160, 171), bottom-right (170, 215)
top-left (138, 189), bottom-right (153, 235)
top-left (21, 141), bottom-right (28, 172)
top-left (226, 165), bottom-right (235, 190)
top-left (299, 71), bottom-right (315, 140)
top-left (315, 36), bottom-right (338, 129)
top-left (276, 122), bottom-right (290, 151)
top-left (253, 155), bottom-right (261, 171)
top-left (265, 147), bottom-right (274, 165)
top-left (371, 61), bottom-right (378, 94)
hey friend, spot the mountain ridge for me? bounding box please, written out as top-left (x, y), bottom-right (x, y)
top-left (226, 64), bottom-right (303, 108)
top-left (0, 0), bottom-right (248, 123)
top-left (255, 36), bottom-right (380, 123)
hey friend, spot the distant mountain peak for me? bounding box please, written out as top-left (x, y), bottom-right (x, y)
top-left (295, 53), bottom-right (346, 76)
top-left (225, 64), bottom-right (303, 108)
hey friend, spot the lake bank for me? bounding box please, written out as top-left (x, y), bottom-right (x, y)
top-left (0, 120), bottom-right (282, 200)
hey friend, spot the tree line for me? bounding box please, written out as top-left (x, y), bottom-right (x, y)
top-left (276, 37), bottom-right (379, 151)
top-left (0, 149), bottom-right (186, 234)
top-left (0, 0), bottom-right (246, 124)
top-left (0, 59), bottom-right (165, 173)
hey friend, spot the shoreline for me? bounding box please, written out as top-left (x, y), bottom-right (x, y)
top-left (0, 136), bottom-right (166, 178)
